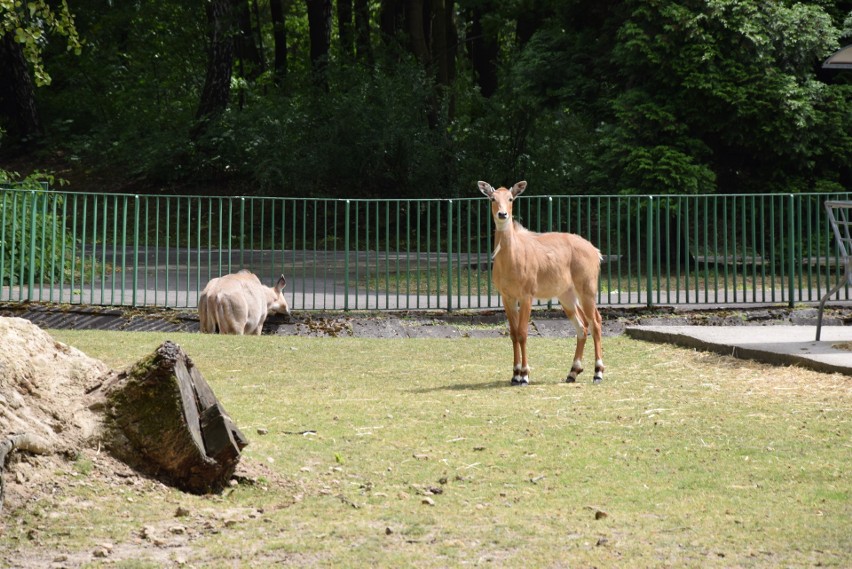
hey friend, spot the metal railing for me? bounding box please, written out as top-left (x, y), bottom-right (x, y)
top-left (1, 186), bottom-right (850, 311)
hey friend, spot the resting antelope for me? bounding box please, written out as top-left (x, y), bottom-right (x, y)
top-left (199, 269), bottom-right (290, 335)
top-left (479, 181), bottom-right (604, 385)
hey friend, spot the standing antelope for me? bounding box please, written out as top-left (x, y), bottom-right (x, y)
top-left (479, 181), bottom-right (604, 385)
top-left (199, 269), bottom-right (290, 335)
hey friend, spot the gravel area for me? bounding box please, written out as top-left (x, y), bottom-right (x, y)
top-left (1, 302), bottom-right (849, 338)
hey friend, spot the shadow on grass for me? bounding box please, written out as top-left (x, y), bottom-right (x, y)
top-left (407, 380), bottom-right (509, 392)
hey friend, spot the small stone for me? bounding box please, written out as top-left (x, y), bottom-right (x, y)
top-left (169, 525), bottom-right (187, 535)
top-left (385, 527), bottom-right (394, 535)
top-left (421, 497), bottom-right (435, 506)
top-left (594, 510), bottom-right (608, 520)
top-left (53, 555), bottom-right (68, 562)
top-left (257, 428), bottom-right (269, 435)
top-left (175, 507), bottom-right (191, 518)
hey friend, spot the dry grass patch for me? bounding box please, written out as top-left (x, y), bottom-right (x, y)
top-left (2, 331), bottom-right (849, 568)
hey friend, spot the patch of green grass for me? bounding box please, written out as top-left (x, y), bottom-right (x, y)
top-left (5, 330), bottom-right (850, 568)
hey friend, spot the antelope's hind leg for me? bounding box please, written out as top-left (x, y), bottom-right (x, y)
top-left (590, 306), bottom-right (605, 383)
top-left (559, 296), bottom-right (587, 383)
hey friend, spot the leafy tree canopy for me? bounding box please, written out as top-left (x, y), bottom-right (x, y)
top-left (0, 0), bottom-right (850, 197)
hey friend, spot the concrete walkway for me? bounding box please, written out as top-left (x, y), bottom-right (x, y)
top-left (625, 325), bottom-right (852, 376)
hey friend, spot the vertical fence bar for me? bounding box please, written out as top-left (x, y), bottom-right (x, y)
top-left (49, 193), bottom-right (58, 302)
top-left (788, 194), bottom-right (795, 307)
top-left (133, 196), bottom-right (140, 306)
top-left (79, 196), bottom-right (89, 305)
top-left (344, 200), bottom-right (350, 311)
top-left (13, 192), bottom-right (23, 300)
top-left (10, 193), bottom-right (19, 298)
top-left (447, 199), bottom-right (453, 312)
top-left (13, 192), bottom-right (23, 299)
top-left (121, 195), bottom-right (128, 305)
top-left (37, 191), bottom-right (48, 300)
top-left (0, 191), bottom-right (7, 298)
top-left (646, 196), bottom-right (653, 307)
top-left (27, 191), bottom-right (37, 300)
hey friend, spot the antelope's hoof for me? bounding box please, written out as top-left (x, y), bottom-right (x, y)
top-left (565, 376), bottom-right (576, 383)
top-left (511, 377), bottom-right (529, 386)
top-left (593, 377), bottom-right (603, 384)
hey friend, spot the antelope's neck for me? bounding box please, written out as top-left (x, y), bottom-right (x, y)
top-left (493, 225), bottom-right (517, 258)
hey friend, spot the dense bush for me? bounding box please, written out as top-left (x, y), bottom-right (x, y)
top-left (0, 172), bottom-right (74, 286)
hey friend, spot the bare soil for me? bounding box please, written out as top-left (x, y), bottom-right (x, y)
top-left (0, 317), bottom-right (283, 569)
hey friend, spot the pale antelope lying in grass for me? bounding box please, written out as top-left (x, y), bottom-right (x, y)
top-left (479, 181), bottom-right (604, 385)
top-left (199, 270), bottom-right (290, 335)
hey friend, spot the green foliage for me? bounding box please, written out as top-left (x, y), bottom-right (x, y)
top-left (1, 171), bottom-right (74, 286)
top-left (0, 0), bottom-right (81, 86)
top-left (10, 0), bottom-right (852, 197)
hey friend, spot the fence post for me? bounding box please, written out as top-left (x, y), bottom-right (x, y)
top-left (133, 196), bottom-right (140, 307)
top-left (239, 197), bottom-right (246, 268)
top-left (788, 194), bottom-right (795, 308)
top-left (28, 191), bottom-right (37, 300)
top-left (547, 196), bottom-right (553, 310)
top-left (646, 196), bottom-right (654, 308)
top-left (447, 199), bottom-right (453, 313)
top-left (344, 200), bottom-right (350, 311)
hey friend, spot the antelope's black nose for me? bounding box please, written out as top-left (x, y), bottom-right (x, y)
top-left (498, 212), bottom-right (508, 220)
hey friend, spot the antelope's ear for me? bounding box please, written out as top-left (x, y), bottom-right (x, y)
top-left (478, 181), bottom-right (495, 197)
top-left (511, 181), bottom-right (527, 197)
top-left (276, 274), bottom-right (287, 291)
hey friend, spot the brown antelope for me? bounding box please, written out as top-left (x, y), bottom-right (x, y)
top-left (479, 181), bottom-right (604, 385)
top-left (199, 269), bottom-right (290, 335)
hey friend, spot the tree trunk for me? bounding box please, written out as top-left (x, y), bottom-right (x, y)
top-left (235, 0), bottom-right (264, 79)
top-left (380, 0), bottom-right (404, 44)
top-left (407, 0), bottom-right (430, 67)
top-left (270, 0), bottom-right (288, 82)
top-left (95, 341), bottom-right (248, 494)
top-left (469, 4), bottom-right (499, 98)
top-left (515, 0), bottom-right (542, 47)
top-left (338, 0), bottom-right (354, 59)
top-left (354, 0), bottom-right (373, 65)
top-left (195, 0), bottom-right (238, 132)
top-left (0, 32), bottom-right (44, 146)
top-left (432, 0), bottom-right (456, 120)
top-left (306, 0), bottom-right (332, 88)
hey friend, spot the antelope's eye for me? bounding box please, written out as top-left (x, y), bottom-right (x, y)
top-left (508, 197), bottom-right (514, 202)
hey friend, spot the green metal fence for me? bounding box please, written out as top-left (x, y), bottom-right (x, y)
top-left (1, 186), bottom-right (850, 311)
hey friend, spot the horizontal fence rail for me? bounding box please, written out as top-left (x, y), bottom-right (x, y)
top-left (1, 187), bottom-right (850, 312)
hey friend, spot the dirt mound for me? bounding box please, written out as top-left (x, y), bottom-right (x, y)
top-left (0, 317), bottom-right (110, 510)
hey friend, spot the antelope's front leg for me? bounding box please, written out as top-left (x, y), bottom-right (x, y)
top-left (503, 297), bottom-right (525, 385)
top-left (512, 297), bottom-right (533, 385)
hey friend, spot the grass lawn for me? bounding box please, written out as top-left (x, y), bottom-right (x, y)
top-left (3, 330), bottom-right (850, 568)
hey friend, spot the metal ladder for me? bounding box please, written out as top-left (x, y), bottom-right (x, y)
top-left (816, 201), bottom-right (852, 341)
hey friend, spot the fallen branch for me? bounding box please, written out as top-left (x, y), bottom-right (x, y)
top-left (0, 433), bottom-right (52, 510)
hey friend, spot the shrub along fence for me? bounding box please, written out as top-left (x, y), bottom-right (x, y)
top-left (1, 186), bottom-right (850, 312)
